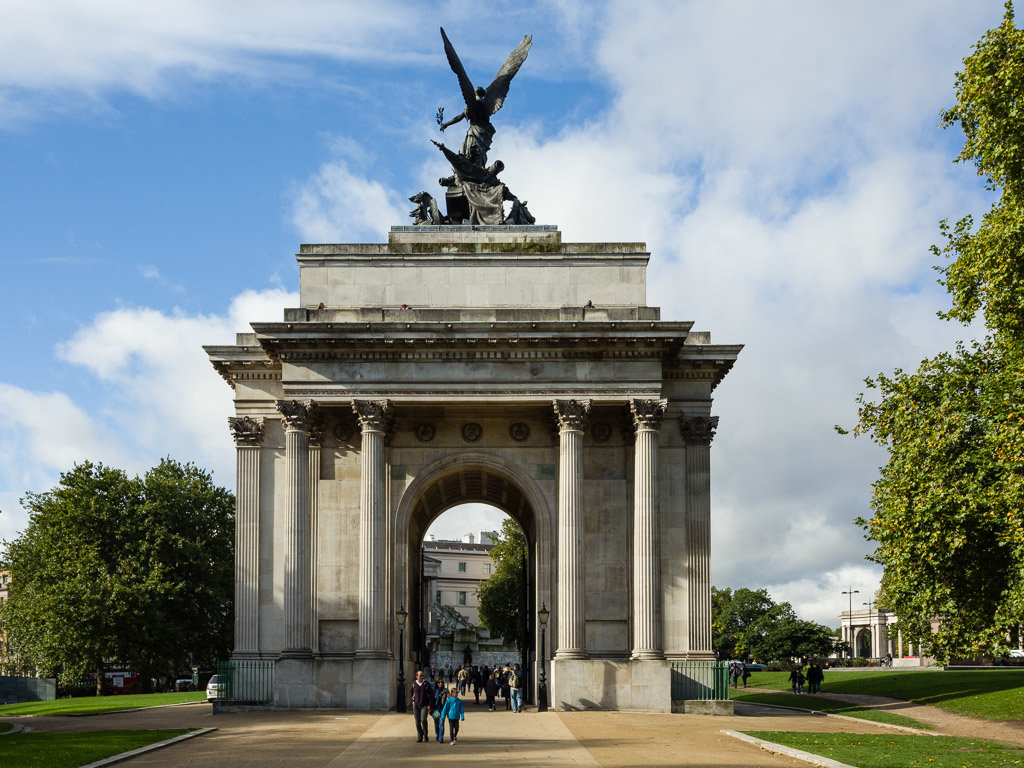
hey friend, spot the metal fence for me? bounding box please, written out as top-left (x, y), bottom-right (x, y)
top-left (670, 661), bottom-right (730, 701)
top-left (215, 660), bottom-right (274, 703)
top-left (0, 676), bottom-right (56, 704)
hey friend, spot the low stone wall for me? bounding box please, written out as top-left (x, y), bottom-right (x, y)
top-left (673, 699), bottom-right (734, 715)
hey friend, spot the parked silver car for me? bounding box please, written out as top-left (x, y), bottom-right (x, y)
top-left (206, 675), bottom-right (226, 701)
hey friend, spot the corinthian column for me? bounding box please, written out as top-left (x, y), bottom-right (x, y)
top-left (353, 399), bottom-right (393, 656)
top-left (228, 416), bottom-right (265, 658)
top-left (276, 399), bottom-right (320, 657)
top-left (553, 398), bottom-right (590, 659)
top-left (631, 398), bottom-right (667, 659)
top-left (679, 414), bottom-right (719, 660)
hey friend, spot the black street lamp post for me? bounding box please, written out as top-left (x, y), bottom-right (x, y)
top-left (842, 588), bottom-right (859, 659)
top-left (396, 605), bottom-right (408, 713)
top-left (537, 603), bottom-right (549, 712)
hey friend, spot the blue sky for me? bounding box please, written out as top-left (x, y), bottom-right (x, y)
top-left (0, 0), bottom-right (1003, 626)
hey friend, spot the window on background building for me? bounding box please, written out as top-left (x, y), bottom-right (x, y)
top-left (458, 562), bottom-right (467, 572)
top-left (458, 591), bottom-right (467, 605)
top-left (484, 564), bottom-right (491, 575)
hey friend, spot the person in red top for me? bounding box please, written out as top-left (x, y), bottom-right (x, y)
top-left (410, 670), bottom-right (433, 742)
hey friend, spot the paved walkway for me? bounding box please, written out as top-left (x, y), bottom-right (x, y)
top-left (3, 701), bottom-right (894, 767)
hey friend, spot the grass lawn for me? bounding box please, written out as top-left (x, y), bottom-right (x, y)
top-left (0, 691), bottom-right (205, 716)
top-left (744, 670), bottom-right (1024, 720)
top-left (742, 731), bottom-right (1024, 768)
top-left (730, 688), bottom-right (931, 729)
top-left (0, 729), bottom-right (192, 768)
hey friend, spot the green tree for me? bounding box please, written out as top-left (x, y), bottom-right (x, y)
top-left (850, 4), bottom-right (1024, 661)
top-left (476, 517), bottom-right (526, 648)
top-left (712, 586), bottom-right (836, 662)
top-left (0, 459), bottom-right (234, 691)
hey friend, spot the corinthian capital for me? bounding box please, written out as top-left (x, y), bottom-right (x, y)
top-left (228, 416), bottom-right (266, 446)
top-left (352, 399), bottom-right (394, 433)
top-left (552, 399), bottom-right (591, 432)
top-left (276, 400), bottom-right (321, 432)
top-left (630, 398), bottom-right (668, 431)
top-left (679, 414), bottom-right (719, 446)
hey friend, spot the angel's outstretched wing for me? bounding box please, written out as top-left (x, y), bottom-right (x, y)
top-left (440, 27), bottom-right (476, 109)
top-left (484, 34), bottom-right (532, 116)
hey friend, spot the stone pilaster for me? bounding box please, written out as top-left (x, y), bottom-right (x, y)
top-left (680, 414), bottom-right (718, 660)
top-left (353, 399), bottom-right (393, 656)
top-left (228, 416), bottom-right (265, 658)
top-left (630, 398), bottom-right (667, 659)
top-left (276, 399), bottom-right (320, 657)
top-left (553, 398), bottom-right (590, 659)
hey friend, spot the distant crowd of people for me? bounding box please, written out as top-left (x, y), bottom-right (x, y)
top-left (409, 662), bottom-right (525, 745)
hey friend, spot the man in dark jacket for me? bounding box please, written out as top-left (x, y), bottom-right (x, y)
top-left (410, 670), bottom-right (432, 742)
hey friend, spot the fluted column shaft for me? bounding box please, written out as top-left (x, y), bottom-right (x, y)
top-left (631, 399), bottom-right (667, 659)
top-left (680, 415), bottom-right (718, 660)
top-left (554, 399), bottom-right (590, 659)
top-left (278, 400), bottom-right (319, 656)
top-left (308, 427), bottom-right (322, 654)
top-left (354, 400), bottom-right (392, 656)
top-left (229, 416), bottom-right (265, 658)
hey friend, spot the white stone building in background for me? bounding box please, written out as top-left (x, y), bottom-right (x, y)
top-left (840, 608), bottom-right (1024, 666)
top-left (422, 533), bottom-right (496, 633)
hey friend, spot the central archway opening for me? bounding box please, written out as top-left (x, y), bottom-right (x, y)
top-left (403, 462), bottom-right (541, 706)
top-left (418, 505), bottom-right (530, 700)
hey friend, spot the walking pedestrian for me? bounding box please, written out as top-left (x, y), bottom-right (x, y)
top-left (501, 666), bottom-right (512, 710)
top-left (432, 677), bottom-right (449, 742)
top-left (484, 673), bottom-right (498, 710)
top-left (509, 663), bottom-right (524, 713)
top-left (441, 687), bottom-right (465, 745)
top-left (788, 666), bottom-right (805, 695)
top-left (410, 670), bottom-right (432, 742)
top-left (741, 662), bottom-right (751, 688)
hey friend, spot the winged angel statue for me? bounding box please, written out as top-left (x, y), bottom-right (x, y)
top-left (409, 28), bottom-right (536, 226)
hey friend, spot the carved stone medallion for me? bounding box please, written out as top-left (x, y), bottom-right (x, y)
top-left (591, 422), bottom-right (613, 443)
top-left (461, 422), bottom-right (483, 443)
top-left (509, 422), bottom-right (530, 442)
top-left (333, 421), bottom-right (354, 443)
top-left (415, 423), bottom-right (437, 443)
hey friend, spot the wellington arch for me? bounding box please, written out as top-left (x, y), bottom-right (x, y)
top-left (205, 225), bottom-right (741, 711)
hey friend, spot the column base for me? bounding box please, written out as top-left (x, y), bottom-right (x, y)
top-left (278, 648), bottom-right (314, 660)
top-left (683, 650), bottom-right (717, 662)
top-left (554, 649), bottom-right (590, 660)
top-left (631, 649), bottom-right (665, 661)
top-left (355, 648), bottom-right (391, 660)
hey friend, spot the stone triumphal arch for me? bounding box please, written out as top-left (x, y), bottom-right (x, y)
top-left (206, 225), bottom-right (740, 711)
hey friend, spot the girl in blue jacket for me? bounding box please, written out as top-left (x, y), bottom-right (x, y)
top-left (440, 687), bottom-right (465, 745)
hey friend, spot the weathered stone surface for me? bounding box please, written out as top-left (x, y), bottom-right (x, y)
top-left (204, 227), bottom-right (741, 711)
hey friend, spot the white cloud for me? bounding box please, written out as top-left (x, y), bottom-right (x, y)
top-left (0, 1), bottom-right (421, 94)
top-left (0, 288), bottom-right (295, 541)
top-left (290, 159), bottom-right (406, 243)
